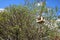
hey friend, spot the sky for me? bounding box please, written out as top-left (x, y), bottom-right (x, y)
top-left (0, 0), bottom-right (60, 15)
top-left (0, 0), bottom-right (60, 8)
top-left (46, 0), bottom-right (60, 8)
top-left (0, 0), bottom-right (25, 8)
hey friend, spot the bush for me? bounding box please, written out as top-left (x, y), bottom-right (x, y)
top-left (0, 5), bottom-right (59, 40)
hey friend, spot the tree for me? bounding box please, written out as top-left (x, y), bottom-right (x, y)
top-left (0, 0), bottom-right (59, 40)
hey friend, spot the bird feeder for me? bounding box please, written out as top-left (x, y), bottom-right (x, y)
top-left (36, 16), bottom-right (45, 24)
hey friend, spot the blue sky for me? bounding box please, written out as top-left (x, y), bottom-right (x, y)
top-left (0, 0), bottom-right (25, 8)
top-left (46, 0), bottom-right (60, 8)
top-left (0, 0), bottom-right (60, 15)
top-left (0, 0), bottom-right (60, 8)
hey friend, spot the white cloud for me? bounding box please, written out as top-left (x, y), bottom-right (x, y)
top-left (0, 8), bottom-right (4, 10)
top-left (56, 19), bottom-right (60, 22)
top-left (0, 8), bottom-right (5, 12)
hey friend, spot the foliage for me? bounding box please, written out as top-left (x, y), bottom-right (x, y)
top-left (0, 5), bottom-right (59, 40)
top-left (0, 0), bottom-right (59, 40)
